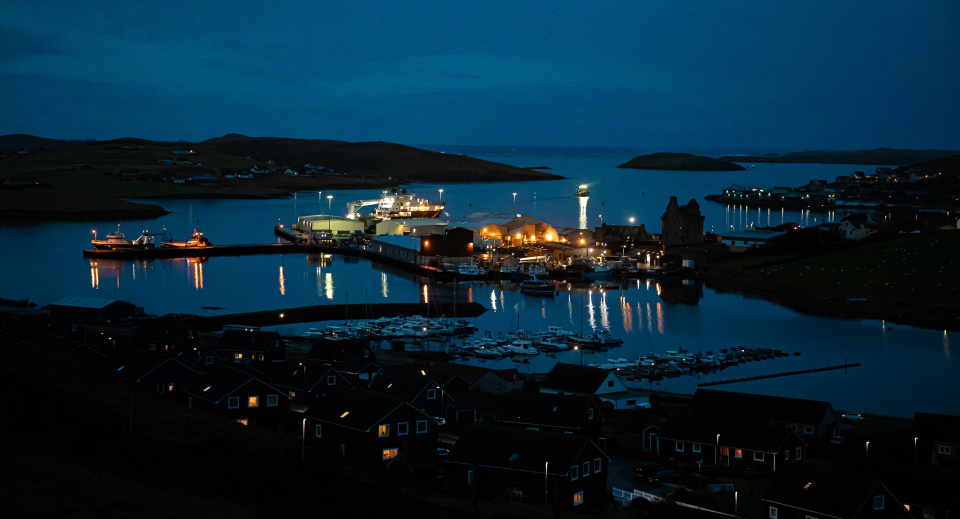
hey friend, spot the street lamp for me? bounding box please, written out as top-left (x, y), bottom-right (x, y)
top-left (735, 490), bottom-right (738, 516)
top-left (866, 440), bottom-right (870, 461)
top-left (629, 217), bottom-right (635, 225)
top-left (914, 436), bottom-right (918, 460)
top-left (513, 192), bottom-right (517, 214)
top-left (544, 461), bottom-right (549, 506)
top-left (716, 434), bottom-right (720, 465)
top-left (302, 418), bottom-right (306, 463)
top-left (318, 191), bottom-right (322, 212)
top-left (92, 229), bottom-right (97, 241)
top-left (327, 194), bottom-right (333, 212)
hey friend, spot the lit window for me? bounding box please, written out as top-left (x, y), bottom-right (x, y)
top-left (315, 424), bottom-right (321, 437)
top-left (398, 422), bottom-right (409, 436)
top-left (594, 458), bottom-right (601, 474)
top-left (573, 491), bottom-right (583, 506)
top-left (327, 375), bottom-right (336, 386)
top-left (234, 353), bottom-right (242, 360)
top-left (417, 420), bottom-right (427, 434)
top-left (289, 391), bottom-right (296, 398)
top-left (427, 388), bottom-right (436, 399)
top-left (382, 448), bottom-right (398, 460)
top-left (571, 465), bottom-right (578, 481)
top-left (227, 397), bottom-right (239, 409)
top-left (754, 451), bottom-right (765, 461)
top-left (770, 507), bottom-right (778, 519)
top-left (735, 449), bottom-right (743, 458)
top-left (167, 383), bottom-right (174, 392)
top-left (258, 354), bottom-right (264, 361)
top-left (236, 418), bottom-right (248, 426)
top-left (248, 396), bottom-right (259, 408)
top-left (267, 395), bottom-right (278, 407)
top-left (379, 424), bottom-right (389, 437)
top-left (874, 496), bottom-right (884, 510)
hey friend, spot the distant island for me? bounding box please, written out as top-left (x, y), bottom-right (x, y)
top-left (718, 148), bottom-right (960, 165)
top-left (0, 134), bottom-right (564, 221)
top-left (617, 152), bottom-right (745, 171)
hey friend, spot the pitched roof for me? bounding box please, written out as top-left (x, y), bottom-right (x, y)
top-left (179, 365), bottom-right (267, 403)
top-left (764, 466), bottom-right (893, 519)
top-left (306, 338), bottom-right (374, 362)
top-left (539, 363), bottom-right (615, 395)
top-left (453, 391), bottom-right (595, 429)
top-left (365, 370), bottom-right (441, 402)
top-left (131, 320), bottom-right (198, 343)
top-left (259, 362), bottom-right (342, 393)
top-left (658, 415), bottom-right (805, 453)
top-left (302, 386), bottom-right (427, 433)
top-left (111, 348), bottom-right (197, 382)
top-left (49, 296), bottom-right (123, 308)
top-left (217, 329), bottom-right (282, 353)
top-left (691, 389), bottom-right (834, 426)
top-left (446, 425), bottom-right (606, 476)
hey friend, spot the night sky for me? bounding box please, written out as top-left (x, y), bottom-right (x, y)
top-left (3, 1), bottom-right (958, 150)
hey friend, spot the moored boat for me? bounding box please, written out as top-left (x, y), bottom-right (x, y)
top-left (520, 276), bottom-right (556, 296)
top-left (162, 229), bottom-right (212, 248)
top-left (91, 229), bottom-right (155, 250)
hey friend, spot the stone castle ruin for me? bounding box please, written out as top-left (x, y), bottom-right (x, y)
top-left (660, 196), bottom-right (704, 247)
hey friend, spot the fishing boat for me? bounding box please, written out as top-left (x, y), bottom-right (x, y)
top-left (520, 276), bottom-right (556, 297)
top-left (161, 229), bottom-right (212, 248)
top-left (346, 187), bottom-right (445, 220)
top-left (91, 229), bottom-right (155, 250)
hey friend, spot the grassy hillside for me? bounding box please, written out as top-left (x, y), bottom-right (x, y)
top-left (718, 148), bottom-right (959, 165)
top-left (618, 152), bottom-right (745, 171)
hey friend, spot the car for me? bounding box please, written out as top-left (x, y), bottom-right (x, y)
top-left (842, 413), bottom-right (864, 421)
top-left (632, 462), bottom-right (665, 481)
top-left (648, 469), bottom-right (683, 486)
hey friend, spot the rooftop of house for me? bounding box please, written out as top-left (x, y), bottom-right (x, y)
top-left (301, 386), bottom-right (426, 433)
top-left (446, 425), bottom-right (606, 476)
top-left (764, 466), bottom-right (894, 518)
top-left (452, 391), bottom-right (598, 429)
top-left (691, 389), bottom-right (834, 426)
top-left (653, 415), bottom-right (805, 453)
top-left (539, 363), bottom-right (617, 395)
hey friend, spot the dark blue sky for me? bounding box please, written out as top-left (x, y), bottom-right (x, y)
top-left (3, 1), bottom-right (958, 150)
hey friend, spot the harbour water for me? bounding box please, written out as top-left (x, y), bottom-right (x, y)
top-left (0, 146), bottom-right (955, 418)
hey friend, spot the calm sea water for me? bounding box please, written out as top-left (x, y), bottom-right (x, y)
top-left (0, 146), bottom-right (954, 418)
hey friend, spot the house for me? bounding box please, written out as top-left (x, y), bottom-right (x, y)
top-left (888, 471), bottom-right (960, 519)
top-left (444, 425), bottom-right (609, 511)
top-left (48, 296), bottom-right (138, 323)
top-left (691, 389), bottom-right (839, 438)
top-left (539, 363), bottom-right (648, 410)
top-left (764, 466), bottom-right (909, 519)
top-left (450, 391), bottom-right (605, 441)
top-left (365, 369), bottom-right (454, 422)
top-left (110, 348), bottom-right (198, 396)
top-left (305, 337), bottom-right (377, 365)
top-left (913, 412), bottom-right (960, 468)
top-left (718, 230), bottom-right (785, 252)
top-left (260, 361), bottom-right (352, 401)
top-left (299, 386), bottom-right (439, 464)
top-left (130, 320), bottom-right (201, 355)
top-left (334, 359), bottom-right (382, 387)
top-left (179, 365), bottom-right (290, 429)
top-left (643, 416), bottom-right (807, 472)
top-left (216, 326), bottom-right (285, 363)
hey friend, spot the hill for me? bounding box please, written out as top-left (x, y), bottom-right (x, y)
top-left (719, 148), bottom-right (960, 165)
top-left (617, 152), bottom-right (745, 171)
top-left (0, 134), bottom-right (74, 153)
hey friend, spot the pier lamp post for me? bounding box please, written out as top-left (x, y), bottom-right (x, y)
top-left (866, 440), bottom-right (870, 461)
top-left (914, 436), bottom-right (918, 461)
top-left (327, 195), bottom-right (333, 212)
top-left (92, 229), bottom-right (97, 241)
top-left (301, 418), bottom-right (306, 463)
top-left (439, 188), bottom-right (443, 201)
top-left (513, 192), bottom-right (517, 214)
top-left (629, 217), bottom-right (635, 225)
top-left (735, 490), bottom-right (738, 516)
top-left (318, 191), bottom-right (322, 212)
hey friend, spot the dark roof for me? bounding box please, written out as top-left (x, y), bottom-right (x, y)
top-left (453, 391), bottom-right (596, 429)
top-left (131, 320), bottom-right (198, 343)
top-left (445, 425), bottom-right (606, 476)
top-left (306, 338), bottom-right (375, 363)
top-left (657, 415), bottom-right (805, 453)
top-left (429, 361), bottom-right (501, 384)
top-left (217, 329), bottom-right (282, 353)
top-left (64, 344), bottom-right (113, 369)
top-left (885, 469), bottom-right (960, 512)
top-left (913, 412), bottom-right (960, 444)
top-left (382, 363), bottom-right (467, 388)
top-left (539, 363), bottom-right (613, 395)
top-left (259, 362), bottom-right (343, 393)
top-left (302, 386), bottom-right (429, 433)
top-left (111, 348), bottom-right (197, 382)
top-left (647, 504), bottom-right (736, 519)
top-left (764, 466), bottom-right (894, 519)
top-left (365, 370), bottom-right (442, 402)
top-left (179, 364), bottom-right (265, 403)
top-left (691, 389), bottom-right (834, 426)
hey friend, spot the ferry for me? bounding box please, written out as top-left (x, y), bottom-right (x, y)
top-left (91, 229), bottom-right (155, 250)
top-left (161, 229), bottom-right (212, 248)
top-left (346, 187), bottom-right (445, 220)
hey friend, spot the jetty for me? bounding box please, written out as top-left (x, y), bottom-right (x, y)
top-left (697, 362), bottom-right (861, 386)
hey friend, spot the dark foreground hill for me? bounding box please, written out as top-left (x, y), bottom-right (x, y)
top-left (719, 148), bottom-right (960, 165)
top-left (618, 152), bottom-right (745, 171)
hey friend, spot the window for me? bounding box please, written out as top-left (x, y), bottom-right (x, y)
top-left (188, 397), bottom-right (193, 409)
top-left (754, 451), bottom-right (765, 461)
top-left (582, 461), bottom-right (590, 476)
top-left (607, 380), bottom-right (614, 387)
top-left (248, 396), bottom-right (259, 408)
top-left (626, 399), bottom-right (636, 406)
top-left (258, 354), bottom-right (264, 361)
top-left (938, 445), bottom-right (952, 455)
top-left (167, 383), bottom-right (174, 392)
top-left (148, 344), bottom-right (156, 351)
top-left (234, 353), bottom-right (242, 360)
top-left (378, 424), bottom-right (389, 437)
top-left (587, 408), bottom-right (594, 419)
top-left (785, 450), bottom-right (790, 460)
top-left (573, 491), bottom-right (584, 506)
top-left (467, 470), bottom-right (473, 484)
top-left (267, 395), bottom-right (278, 407)
top-left (382, 448), bottom-right (398, 460)
top-left (289, 391), bottom-right (296, 398)
top-left (205, 355), bottom-right (214, 365)
top-left (796, 447), bottom-right (802, 460)
top-left (236, 418), bottom-right (248, 426)
top-left (571, 465), bottom-right (578, 481)
top-left (427, 388), bottom-right (437, 400)
top-left (804, 426), bottom-right (814, 434)
top-left (677, 441), bottom-right (685, 452)
top-left (156, 384), bottom-right (165, 395)
top-left (398, 422), bottom-right (409, 436)
top-left (874, 495), bottom-right (884, 510)
top-left (770, 506), bottom-right (778, 519)
top-left (416, 420), bottom-right (427, 434)
top-left (327, 375), bottom-right (336, 386)
top-left (594, 457), bottom-right (602, 474)
top-left (735, 449), bottom-right (742, 458)
top-left (228, 397), bottom-right (240, 409)
top-left (315, 424), bottom-right (321, 437)
top-left (363, 350), bottom-right (369, 358)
